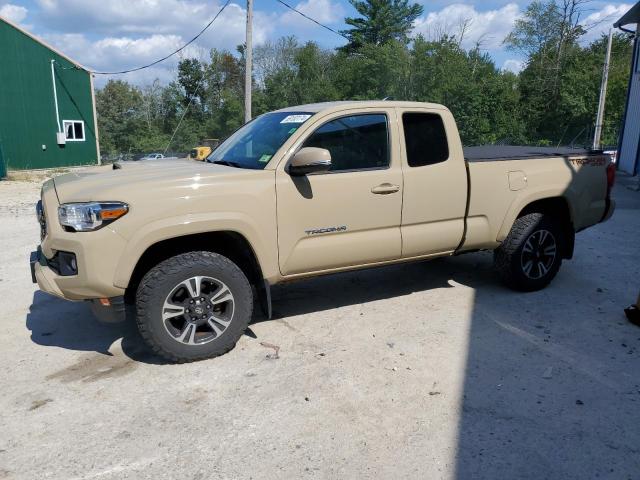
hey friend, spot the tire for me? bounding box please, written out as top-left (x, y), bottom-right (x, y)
top-left (136, 251), bottom-right (253, 363)
top-left (494, 213), bottom-right (564, 292)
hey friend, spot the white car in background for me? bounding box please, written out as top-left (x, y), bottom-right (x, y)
top-left (141, 153), bottom-right (165, 160)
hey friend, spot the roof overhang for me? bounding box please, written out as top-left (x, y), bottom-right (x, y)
top-left (614, 2), bottom-right (640, 29)
top-left (0, 14), bottom-right (89, 72)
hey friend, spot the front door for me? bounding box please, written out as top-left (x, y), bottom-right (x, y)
top-left (276, 110), bottom-right (403, 276)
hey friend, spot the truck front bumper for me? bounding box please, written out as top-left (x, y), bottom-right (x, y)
top-left (32, 181), bottom-right (128, 301)
top-left (30, 248), bottom-right (127, 323)
top-left (30, 240), bottom-right (126, 301)
top-left (30, 247), bottom-right (66, 298)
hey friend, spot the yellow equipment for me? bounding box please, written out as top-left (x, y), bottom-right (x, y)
top-left (189, 139), bottom-right (219, 161)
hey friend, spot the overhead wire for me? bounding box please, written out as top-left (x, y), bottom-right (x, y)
top-left (61, 0), bottom-right (346, 75)
top-left (163, 75), bottom-right (207, 154)
top-left (88, 0), bottom-right (348, 151)
top-left (274, 0), bottom-right (349, 40)
top-left (91, 0), bottom-right (232, 75)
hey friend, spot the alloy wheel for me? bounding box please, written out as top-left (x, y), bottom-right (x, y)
top-left (161, 276), bottom-right (235, 345)
top-left (520, 229), bottom-right (557, 280)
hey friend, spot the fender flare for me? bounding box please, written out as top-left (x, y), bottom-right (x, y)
top-left (112, 212), bottom-right (276, 289)
top-left (496, 187), bottom-right (576, 242)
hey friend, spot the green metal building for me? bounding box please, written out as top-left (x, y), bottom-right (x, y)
top-left (0, 16), bottom-right (99, 178)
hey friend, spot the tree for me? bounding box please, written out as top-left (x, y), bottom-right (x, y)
top-left (95, 80), bottom-right (143, 155)
top-left (505, 0), bottom-right (594, 144)
top-left (341, 0), bottom-right (423, 51)
top-left (333, 40), bottom-right (411, 100)
top-left (410, 35), bottom-right (525, 145)
top-left (177, 58), bottom-right (207, 117)
top-left (94, 0), bottom-right (634, 156)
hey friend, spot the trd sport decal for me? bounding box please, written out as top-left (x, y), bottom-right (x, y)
top-left (305, 226), bottom-right (348, 236)
top-left (570, 157), bottom-right (607, 167)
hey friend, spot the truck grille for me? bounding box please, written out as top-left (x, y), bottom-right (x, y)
top-left (36, 199), bottom-right (47, 240)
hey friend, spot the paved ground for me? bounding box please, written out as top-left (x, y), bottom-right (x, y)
top-left (0, 174), bottom-right (639, 480)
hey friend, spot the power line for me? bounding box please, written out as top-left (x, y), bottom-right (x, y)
top-left (275, 0), bottom-right (349, 40)
top-left (92, 0), bottom-right (232, 75)
top-left (163, 74), bottom-right (207, 154)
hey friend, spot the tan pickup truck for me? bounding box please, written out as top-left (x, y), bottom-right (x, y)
top-left (30, 101), bottom-right (616, 362)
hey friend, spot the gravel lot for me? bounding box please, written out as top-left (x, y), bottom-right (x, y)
top-left (1, 174), bottom-right (639, 480)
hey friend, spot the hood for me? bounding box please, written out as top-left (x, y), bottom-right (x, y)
top-left (53, 159), bottom-right (266, 204)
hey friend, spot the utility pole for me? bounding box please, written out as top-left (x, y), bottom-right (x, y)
top-left (593, 29), bottom-right (613, 150)
top-left (244, 0), bottom-right (253, 123)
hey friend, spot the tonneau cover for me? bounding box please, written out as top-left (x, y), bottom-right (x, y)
top-left (464, 145), bottom-right (593, 162)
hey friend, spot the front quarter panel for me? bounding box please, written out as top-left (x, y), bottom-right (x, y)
top-left (77, 168), bottom-right (279, 289)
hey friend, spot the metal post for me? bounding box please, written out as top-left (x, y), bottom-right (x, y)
top-left (593, 29), bottom-right (614, 150)
top-left (89, 73), bottom-right (102, 165)
top-left (50, 60), bottom-right (62, 134)
top-left (244, 0), bottom-right (253, 123)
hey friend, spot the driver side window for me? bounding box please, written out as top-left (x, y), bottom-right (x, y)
top-left (302, 114), bottom-right (389, 172)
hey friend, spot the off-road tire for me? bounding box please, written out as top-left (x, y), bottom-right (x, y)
top-left (494, 213), bottom-right (564, 292)
top-left (136, 251), bottom-right (253, 363)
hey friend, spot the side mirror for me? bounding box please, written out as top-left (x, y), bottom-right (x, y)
top-left (288, 147), bottom-right (332, 176)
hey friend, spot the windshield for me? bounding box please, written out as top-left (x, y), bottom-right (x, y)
top-left (207, 111), bottom-right (314, 169)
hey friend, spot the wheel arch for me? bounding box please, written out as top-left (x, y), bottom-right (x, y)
top-left (509, 196), bottom-right (575, 259)
top-left (123, 231), bottom-right (265, 304)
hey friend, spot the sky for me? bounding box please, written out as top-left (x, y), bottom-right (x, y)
top-left (0, 0), bottom-right (635, 86)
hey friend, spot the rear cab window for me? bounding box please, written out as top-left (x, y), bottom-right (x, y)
top-left (402, 112), bottom-right (449, 167)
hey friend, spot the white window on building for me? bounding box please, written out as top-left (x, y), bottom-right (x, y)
top-left (63, 120), bottom-right (85, 142)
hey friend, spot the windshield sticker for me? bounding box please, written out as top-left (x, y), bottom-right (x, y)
top-left (288, 127), bottom-right (298, 134)
top-left (259, 154), bottom-right (273, 163)
top-left (281, 114), bottom-right (311, 124)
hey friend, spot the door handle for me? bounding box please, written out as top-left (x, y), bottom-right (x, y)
top-left (371, 183), bottom-right (400, 195)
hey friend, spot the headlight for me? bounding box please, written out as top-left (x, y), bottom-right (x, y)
top-left (58, 202), bottom-right (129, 232)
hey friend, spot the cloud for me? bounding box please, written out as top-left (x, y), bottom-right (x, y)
top-left (581, 3), bottom-right (634, 43)
top-left (0, 3), bottom-right (28, 24)
top-left (281, 0), bottom-right (345, 25)
top-left (413, 3), bottom-right (521, 50)
top-left (34, 0), bottom-right (273, 43)
top-left (502, 59), bottom-right (525, 73)
top-left (25, 0), bottom-right (636, 87)
top-left (43, 32), bottom-right (208, 84)
top-left (37, 1), bottom-right (275, 85)
top-left (36, 0), bottom-right (211, 35)
top-left (33, 0), bottom-right (347, 85)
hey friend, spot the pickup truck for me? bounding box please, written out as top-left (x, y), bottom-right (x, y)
top-left (30, 101), bottom-right (616, 362)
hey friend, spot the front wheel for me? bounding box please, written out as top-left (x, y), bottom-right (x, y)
top-left (494, 213), bottom-right (564, 292)
top-left (136, 251), bottom-right (253, 362)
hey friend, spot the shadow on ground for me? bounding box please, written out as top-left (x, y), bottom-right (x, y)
top-left (24, 180), bottom-right (640, 478)
top-left (26, 291), bottom-right (164, 364)
top-left (25, 255), bottom-right (484, 364)
top-left (453, 180), bottom-right (640, 479)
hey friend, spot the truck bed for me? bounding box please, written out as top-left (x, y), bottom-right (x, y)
top-left (464, 146), bottom-right (593, 162)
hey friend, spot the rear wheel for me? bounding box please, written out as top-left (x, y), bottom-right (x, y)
top-left (136, 251), bottom-right (253, 362)
top-left (494, 213), bottom-right (564, 292)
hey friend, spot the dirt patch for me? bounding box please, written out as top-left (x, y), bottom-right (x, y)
top-left (28, 398), bottom-right (52, 411)
top-left (4, 167), bottom-right (72, 183)
top-left (46, 352), bottom-right (137, 383)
